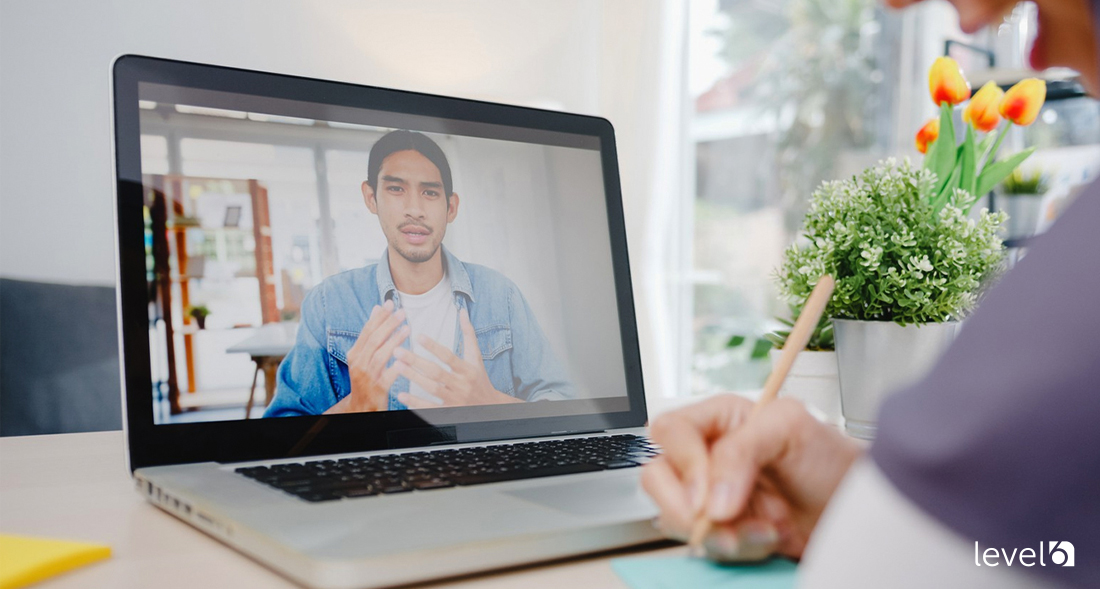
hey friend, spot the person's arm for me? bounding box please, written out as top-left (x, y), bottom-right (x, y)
top-left (644, 190), bottom-right (1100, 579)
top-left (800, 460), bottom-right (1051, 589)
top-left (506, 285), bottom-right (576, 401)
top-left (264, 288), bottom-right (336, 417)
top-left (868, 188), bottom-right (1100, 588)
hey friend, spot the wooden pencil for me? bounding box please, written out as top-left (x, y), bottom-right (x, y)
top-left (687, 274), bottom-right (836, 556)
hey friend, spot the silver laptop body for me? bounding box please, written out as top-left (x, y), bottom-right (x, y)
top-left (112, 55), bottom-right (660, 588)
top-left (135, 429), bottom-right (658, 588)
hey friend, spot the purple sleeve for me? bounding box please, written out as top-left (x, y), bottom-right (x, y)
top-left (870, 187), bottom-right (1100, 588)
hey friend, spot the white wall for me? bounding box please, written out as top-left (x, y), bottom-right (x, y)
top-left (0, 0), bottom-right (600, 284)
top-left (0, 0), bottom-right (685, 399)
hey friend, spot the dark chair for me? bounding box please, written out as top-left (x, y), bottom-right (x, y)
top-left (0, 278), bottom-right (123, 436)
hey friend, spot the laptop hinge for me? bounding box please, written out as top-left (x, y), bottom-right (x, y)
top-left (386, 425), bottom-right (458, 449)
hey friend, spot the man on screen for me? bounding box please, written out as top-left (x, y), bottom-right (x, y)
top-left (265, 130), bottom-right (575, 417)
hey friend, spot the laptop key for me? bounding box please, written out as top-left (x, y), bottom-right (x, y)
top-left (338, 486), bottom-right (381, 498)
top-left (297, 491), bottom-right (342, 503)
top-left (453, 463), bottom-right (602, 486)
top-left (410, 479), bottom-right (455, 490)
top-left (602, 460), bottom-right (640, 469)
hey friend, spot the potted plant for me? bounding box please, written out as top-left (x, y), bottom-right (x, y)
top-left (777, 159), bottom-right (1005, 438)
top-left (998, 168), bottom-right (1049, 240)
top-left (187, 305), bottom-right (210, 329)
top-left (763, 308), bottom-right (842, 427)
top-left (775, 58), bottom-right (1045, 439)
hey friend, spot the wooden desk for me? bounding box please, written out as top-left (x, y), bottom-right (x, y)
top-left (0, 431), bottom-right (683, 588)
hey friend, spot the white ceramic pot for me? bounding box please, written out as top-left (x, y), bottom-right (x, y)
top-left (833, 319), bottom-right (958, 440)
top-left (768, 349), bottom-right (842, 428)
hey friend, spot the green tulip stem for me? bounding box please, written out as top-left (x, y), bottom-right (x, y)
top-left (980, 121), bottom-right (1013, 174)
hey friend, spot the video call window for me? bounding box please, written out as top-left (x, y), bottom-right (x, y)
top-left (138, 87), bottom-right (630, 424)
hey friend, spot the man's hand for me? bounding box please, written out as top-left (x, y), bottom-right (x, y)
top-left (325, 300), bottom-right (408, 414)
top-left (641, 395), bottom-right (862, 562)
top-left (394, 308), bottom-right (521, 409)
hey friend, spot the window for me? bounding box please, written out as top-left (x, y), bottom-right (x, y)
top-left (680, 1), bottom-right (1100, 397)
top-left (686, 0), bottom-right (905, 394)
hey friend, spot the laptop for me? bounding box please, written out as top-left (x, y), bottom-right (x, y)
top-left (111, 55), bottom-right (661, 588)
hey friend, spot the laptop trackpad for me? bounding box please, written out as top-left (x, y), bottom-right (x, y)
top-left (505, 474), bottom-right (657, 519)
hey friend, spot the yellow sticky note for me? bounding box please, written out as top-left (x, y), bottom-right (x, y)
top-left (0, 535), bottom-right (111, 589)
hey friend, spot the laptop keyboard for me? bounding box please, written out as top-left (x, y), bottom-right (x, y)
top-left (235, 434), bottom-right (659, 503)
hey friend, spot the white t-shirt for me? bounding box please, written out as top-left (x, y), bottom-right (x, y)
top-left (398, 272), bottom-right (458, 404)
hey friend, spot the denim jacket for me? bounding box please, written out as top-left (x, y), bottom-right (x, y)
top-left (264, 247), bottom-right (576, 417)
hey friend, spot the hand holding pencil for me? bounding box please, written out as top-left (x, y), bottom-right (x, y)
top-left (641, 275), bottom-right (863, 562)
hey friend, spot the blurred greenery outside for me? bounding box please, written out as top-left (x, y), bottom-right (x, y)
top-left (690, 0), bottom-right (887, 394)
top-left (688, 0), bottom-right (1100, 395)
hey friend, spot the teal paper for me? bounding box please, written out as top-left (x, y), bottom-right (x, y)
top-left (611, 556), bottom-right (797, 589)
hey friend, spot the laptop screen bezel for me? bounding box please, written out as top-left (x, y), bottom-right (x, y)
top-left (112, 55), bottom-right (648, 471)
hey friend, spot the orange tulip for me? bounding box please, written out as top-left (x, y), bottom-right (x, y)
top-left (929, 56), bottom-right (971, 106)
top-left (999, 78), bottom-right (1046, 126)
top-left (963, 81), bottom-right (1004, 132)
top-left (915, 118), bottom-right (940, 154)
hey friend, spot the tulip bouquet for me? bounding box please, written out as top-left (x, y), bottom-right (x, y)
top-left (917, 56), bottom-right (1047, 212)
top-left (770, 57), bottom-right (1038, 435)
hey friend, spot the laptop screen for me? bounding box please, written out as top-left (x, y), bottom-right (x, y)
top-left (130, 79), bottom-right (634, 428)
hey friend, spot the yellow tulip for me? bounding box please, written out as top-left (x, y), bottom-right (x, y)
top-left (999, 78), bottom-right (1047, 126)
top-left (915, 118), bottom-right (940, 154)
top-left (963, 81), bottom-right (1004, 132)
top-left (929, 56), bottom-right (971, 106)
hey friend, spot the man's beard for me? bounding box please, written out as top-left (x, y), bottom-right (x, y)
top-left (393, 240), bottom-right (440, 264)
top-left (391, 220), bottom-right (440, 264)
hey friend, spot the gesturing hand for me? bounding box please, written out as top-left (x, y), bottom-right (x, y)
top-left (325, 300), bottom-right (409, 414)
top-left (641, 395), bottom-right (862, 562)
top-left (394, 308), bottom-right (521, 409)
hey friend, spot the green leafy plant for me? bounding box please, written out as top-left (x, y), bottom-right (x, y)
top-left (187, 305), bottom-right (210, 319)
top-left (1000, 168), bottom-right (1049, 195)
top-left (725, 334), bottom-right (775, 360)
top-left (764, 306), bottom-right (835, 351)
top-left (776, 159), bottom-right (1006, 325)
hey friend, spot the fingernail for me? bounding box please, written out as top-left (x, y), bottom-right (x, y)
top-left (741, 523), bottom-right (779, 548)
top-left (395, 309), bottom-right (406, 319)
top-left (708, 482), bottom-right (736, 520)
top-left (383, 300), bottom-right (394, 311)
top-left (705, 530), bottom-right (739, 558)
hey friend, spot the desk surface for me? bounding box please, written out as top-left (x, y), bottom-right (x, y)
top-left (0, 431), bottom-right (684, 588)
